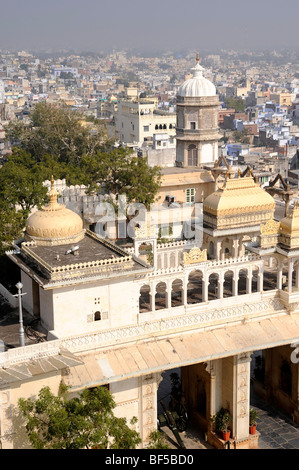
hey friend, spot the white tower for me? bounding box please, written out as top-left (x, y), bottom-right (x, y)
top-left (176, 54), bottom-right (220, 167)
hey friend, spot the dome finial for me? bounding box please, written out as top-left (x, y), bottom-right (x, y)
top-left (48, 176), bottom-right (59, 209)
top-left (196, 52), bottom-right (200, 63)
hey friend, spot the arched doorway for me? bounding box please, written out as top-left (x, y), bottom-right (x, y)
top-left (171, 279), bottom-right (183, 307)
top-left (155, 282), bottom-right (167, 310)
top-left (139, 285), bottom-right (151, 313)
top-left (187, 271), bottom-right (203, 304)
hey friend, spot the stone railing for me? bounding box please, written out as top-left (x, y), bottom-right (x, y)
top-left (0, 340), bottom-right (60, 367)
top-left (207, 254), bottom-right (261, 268)
top-left (157, 240), bottom-right (188, 250)
top-left (147, 266), bottom-right (184, 276)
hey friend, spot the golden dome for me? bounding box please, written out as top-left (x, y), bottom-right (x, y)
top-left (203, 174), bottom-right (276, 230)
top-left (25, 177), bottom-right (84, 246)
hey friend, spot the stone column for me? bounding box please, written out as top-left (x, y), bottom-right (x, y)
top-left (215, 239), bottom-right (222, 261)
top-left (202, 278), bottom-right (208, 302)
top-left (149, 283), bottom-right (155, 311)
top-left (238, 237), bottom-right (244, 257)
top-left (246, 267), bottom-right (252, 294)
top-left (218, 273), bottom-right (224, 299)
top-left (232, 273), bottom-right (238, 296)
top-left (257, 269), bottom-right (263, 292)
top-left (277, 266), bottom-right (283, 290)
top-left (222, 353), bottom-right (251, 441)
top-left (233, 239), bottom-right (239, 258)
top-left (166, 281), bottom-right (172, 308)
top-left (139, 373), bottom-right (160, 448)
top-left (183, 276), bottom-right (188, 306)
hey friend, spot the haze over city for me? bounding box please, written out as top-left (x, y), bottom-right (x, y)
top-left (0, 0), bottom-right (298, 54)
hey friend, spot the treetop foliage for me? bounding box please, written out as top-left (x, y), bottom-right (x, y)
top-left (18, 384), bottom-right (141, 449)
top-left (0, 102), bottom-right (161, 252)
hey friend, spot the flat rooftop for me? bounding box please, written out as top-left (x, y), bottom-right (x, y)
top-left (8, 231), bottom-right (151, 287)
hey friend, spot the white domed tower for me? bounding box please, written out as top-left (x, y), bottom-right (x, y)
top-left (176, 54), bottom-right (220, 167)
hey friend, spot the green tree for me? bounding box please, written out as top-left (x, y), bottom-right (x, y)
top-left (0, 149), bottom-right (49, 254)
top-left (78, 147), bottom-right (161, 207)
top-left (0, 204), bottom-right (25, 255)
top-left (0, 149), bottom-right (48, 214)
top-left (2, 103), bottom-right (161, 243)
top-left (4, 101), bottom-right (108, 166)
top-left (224, 97), bottom-right (245, 112)
top-left (232, 129), bottom-right (250, 144)
top-left (18, 383), bottom-right (142, 449)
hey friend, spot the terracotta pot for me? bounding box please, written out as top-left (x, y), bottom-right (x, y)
top-left (222, 430), bottom-right (231, 441)
top-left (249, 425), bottom-right (256, 435)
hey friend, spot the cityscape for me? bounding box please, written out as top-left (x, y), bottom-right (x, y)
top-left (1, 0), bottom-right (299, 453)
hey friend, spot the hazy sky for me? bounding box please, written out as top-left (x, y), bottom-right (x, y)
top-left (0, 0), bottom-right (298, 53)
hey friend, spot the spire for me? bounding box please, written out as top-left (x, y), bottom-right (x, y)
top-left (193, 53), bottom-right (204, 78)
top-left (48, 175), bottom-right (59, 210)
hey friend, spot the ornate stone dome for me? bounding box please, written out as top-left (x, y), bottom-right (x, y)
top-left (203, 173), bottom-right (276, 230)
top-left (25, 177), bottom-right (84, 246)
top-left (178, 55), bottom-right (216, 98)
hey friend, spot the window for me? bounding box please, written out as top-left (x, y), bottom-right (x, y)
top-left (143, 125), bottom-right (149, 132)
top-left (186, 188), bottom-right (195, 203)
top-left (190, 121), bottom-right (196, 130)
top-left (94, 311), bottom-right (102, 321)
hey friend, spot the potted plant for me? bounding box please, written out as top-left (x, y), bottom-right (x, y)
top-left (211, 408), bottom-right (232, 442)
top-left (249, 408), bottom-right (259, 435)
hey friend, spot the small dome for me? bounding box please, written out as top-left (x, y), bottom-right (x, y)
top-left (178, 56), bottom-right (216, 98)
top-left (203, 173), bottom-right (276, 230)
top-left (25, 178), bottom-right (84, 246)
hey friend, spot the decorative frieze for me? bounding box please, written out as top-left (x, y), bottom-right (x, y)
top-left (183, 247), bottom-right (207, 265)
